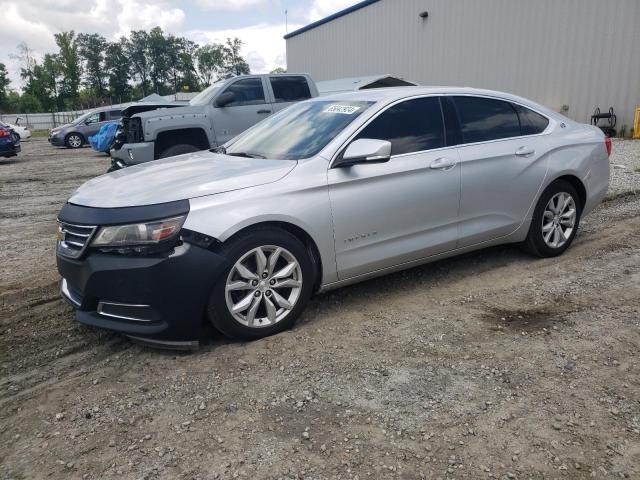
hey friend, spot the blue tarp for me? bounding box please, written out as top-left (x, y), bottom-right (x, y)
top-left (89, 122), bottom-right (118, 153)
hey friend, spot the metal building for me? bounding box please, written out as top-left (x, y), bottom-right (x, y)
top-left (285, 0), bottom-right (640, 131)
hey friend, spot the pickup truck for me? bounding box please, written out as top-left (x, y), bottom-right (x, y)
top-left (110, 73), bottom-right (318, 168)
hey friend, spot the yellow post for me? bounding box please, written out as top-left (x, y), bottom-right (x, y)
top-left (634, 107), bottom-right (640, 139)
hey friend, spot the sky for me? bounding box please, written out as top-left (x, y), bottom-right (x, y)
top-left (0, 0), bottom-right (361, 90)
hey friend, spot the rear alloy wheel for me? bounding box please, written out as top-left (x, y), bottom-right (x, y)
top-left (65, 133), bottom-right (83, 148)
top-left (207, 228), bottom-right (314, 340)
top-left (523, 180), bottom-right (582, 257)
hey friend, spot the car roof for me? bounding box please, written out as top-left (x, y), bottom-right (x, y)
top-left (315, 86), bottom-right (562, 119)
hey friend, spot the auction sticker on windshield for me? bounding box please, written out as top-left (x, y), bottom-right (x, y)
top-left (323, 104), bottom-right (361, 114)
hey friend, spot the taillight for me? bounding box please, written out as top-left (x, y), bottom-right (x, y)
top-left (605, 136), bottom-right (612, 158)
top-left (0, 129), bottom-right (9, 138)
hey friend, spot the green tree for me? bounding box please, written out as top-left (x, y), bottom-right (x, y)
top-left (18, 93), bottom-right (43, 113)
top-left (77, 33), bottom-right (107, 99)
top-left (11, 42), bottom-right (37, 88)
top-left (105, 37), bottom-right (132, 102)
top-left (270, 67), bottom-right (286, 74)
top-left (222, 38), bottom-right (250, 78)
top-left (0, 63), bottom-right (10, 110)
top-left (172, 36), bottom-right (200, 93)
top-left (147, 27), bottom-right (170, 94)
top-left (128, 30), bottom-right (151, 96)
top-left (54, 31), bottom-right (81, 108)
top-left (196, 43), bottom-right (225, 87)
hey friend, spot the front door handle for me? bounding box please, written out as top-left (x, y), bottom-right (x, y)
top-left (429, 157), bottom-right (457, 170)
top-left (515, 146), bottom-right (535, 157)
top-left (257, 109), bottom-right (271, 114)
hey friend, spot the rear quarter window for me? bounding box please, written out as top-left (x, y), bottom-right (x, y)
top-left (513, 104), bottom-right (549, 135)
top-left (454, 96), bottom-right (520, 143)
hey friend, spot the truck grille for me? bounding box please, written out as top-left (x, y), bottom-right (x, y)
top-left (112, 117), bottom-right (142, 151)
top-left (57, 221), bottom-right (97, 259)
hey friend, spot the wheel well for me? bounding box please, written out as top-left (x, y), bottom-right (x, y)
top-left (155, 128), bottom-right (209, 156)
top-left (226, 222), bottom-right (324, 293)
top-left (554, 175), bottom-right (587, 209)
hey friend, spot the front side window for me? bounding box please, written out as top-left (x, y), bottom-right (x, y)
top-left (222, 78), bottom-right (265, 107)
top-left (226, 100), bottom-right (373, 160)
top-left (355, 97), bottom-right (445, 155)
top-left (270, 76), bottom-right (312, 103)
top-left (85, 113), bottom-right (101, 124)
top-left (109, 110), bottom-right (123, 120)
top-left (454, 96), bottom-right (520, 143)
top-left (513, 104), bottom-right (549, 135)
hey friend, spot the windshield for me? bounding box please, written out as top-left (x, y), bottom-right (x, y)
top-left (71, 112), bottom-right (91, 125)
top-left (225, 100), bottom-right (374, 160)
top-left (189, 80), bottom-right (225, 106)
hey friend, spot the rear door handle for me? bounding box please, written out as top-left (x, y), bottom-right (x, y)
top-left (429, 157), bottom-right (457, 170)
top-left (515, 146), bottom-right (535, 157)
top-left (257, 109), bottom-right (271, 114)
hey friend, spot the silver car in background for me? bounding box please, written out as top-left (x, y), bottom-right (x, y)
top-left (56, 87), bottom-right (610, 348)
top-left (49, 107), bottom-right (123, 148)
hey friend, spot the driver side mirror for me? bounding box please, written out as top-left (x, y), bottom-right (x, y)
top-left (215, 91), bottom-right (236, 108)
top-left (334, 138), bottom-right (392, 168)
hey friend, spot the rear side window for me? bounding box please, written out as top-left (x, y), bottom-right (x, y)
top-left (513, 104), bottom-right (549, 135)
top-left (454, 96), bottom-right (520, 143)
top-left (270, 76), bottom-right (312, 103)
top-left (355, 97), bottom-right (445, 155)
top-left (223, 78), bottom-right (266, 106)
top-left (109, 110), bottom-right (123, 120)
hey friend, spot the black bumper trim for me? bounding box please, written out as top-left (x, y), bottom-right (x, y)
top-left (57, 242), bottom-right (229, 344)
top-left (58, 200), bottom-right (190, 226)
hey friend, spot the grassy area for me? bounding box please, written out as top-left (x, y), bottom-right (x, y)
top-left (30, 130), bottom-right (49, 138)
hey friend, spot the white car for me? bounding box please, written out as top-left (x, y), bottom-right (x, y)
top-left (7, 123), bottom-right (31, 140)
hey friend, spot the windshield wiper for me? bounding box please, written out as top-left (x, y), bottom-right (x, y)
top-left (226, 151), bottom-right (266, 159)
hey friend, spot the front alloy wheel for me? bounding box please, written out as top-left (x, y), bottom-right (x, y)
top-left (207, 227), bottom-right (314, 340)
top-left (225, 246), bottom-right (303, 328)
top-left (66, 134), bottom-right (83, 148)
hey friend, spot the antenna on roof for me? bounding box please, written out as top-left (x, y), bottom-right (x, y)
top-left (285, 9), bottom-right (288, 34)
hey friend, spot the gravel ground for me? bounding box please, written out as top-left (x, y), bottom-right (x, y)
top-left (609, 139), bottom-right (640, 197)
top-left (1, 138), bottom-right (639, 480)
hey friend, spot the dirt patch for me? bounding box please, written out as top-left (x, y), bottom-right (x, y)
top-left (1, 139), bottom-right (639, 479)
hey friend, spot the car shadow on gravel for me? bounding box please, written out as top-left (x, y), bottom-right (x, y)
top-left (299, 243), bottom-right (531, 319)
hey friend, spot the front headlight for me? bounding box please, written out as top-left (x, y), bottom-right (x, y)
top-left (91, 216), bottom-right (186, 252)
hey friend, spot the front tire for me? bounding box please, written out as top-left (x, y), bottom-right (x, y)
top-left (207, 227), bottom-right (314, 340)
top-left (65, 133), bottom-right (84, 149)
top-left (523, 180), bottom-right (582, 258)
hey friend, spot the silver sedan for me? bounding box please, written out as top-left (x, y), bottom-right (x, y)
top-left (58, 87), bottom-right (610, 347)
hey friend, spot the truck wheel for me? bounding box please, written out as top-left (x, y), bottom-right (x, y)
top-left (158, 144), bottom-right (200, 159)
top-left (65, 133), bottom-right (84, 149)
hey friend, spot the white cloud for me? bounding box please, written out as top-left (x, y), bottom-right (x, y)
top-left (307, 0), bottom-right (359, 21)
top-left (0, 0), bottom-right (185, 88)
top-left (187, 22), bottom-right (302, 74)
top-left (193, 0), bottom-right (267, 11)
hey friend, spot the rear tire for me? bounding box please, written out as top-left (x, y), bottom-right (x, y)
top-left (65, 133), bottom-right (84, 149)
top-left (158, 143), bottom-right (200, 159)
top-left (522, 180), bottom-right (582, 258)
top-left (207, 227), bottom-right (314, 341)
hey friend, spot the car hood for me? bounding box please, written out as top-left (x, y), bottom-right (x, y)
top-left (69, 150), bottom-right (297, 208)
top-left (51, 123), bottom-right (73, 133)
